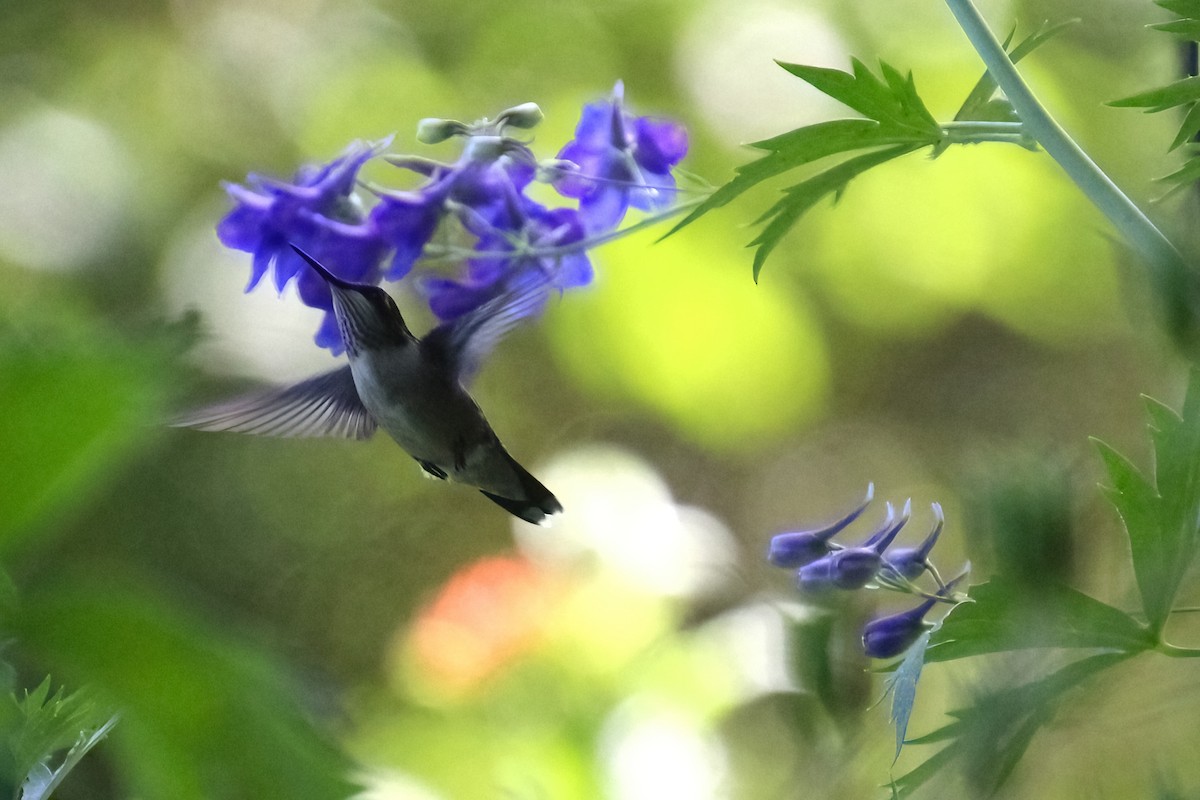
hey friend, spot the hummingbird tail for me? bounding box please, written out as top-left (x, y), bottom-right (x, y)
top-left (479, 489), bottom-right (563, 526)
top-left (480, 455), bottom-right (563, 525)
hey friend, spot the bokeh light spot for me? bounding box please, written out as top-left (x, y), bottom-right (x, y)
top-left (0, 108), bottom-right (134, 272)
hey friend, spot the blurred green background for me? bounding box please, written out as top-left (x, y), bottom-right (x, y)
top-left (2, 0), bottom-right (1199, 797)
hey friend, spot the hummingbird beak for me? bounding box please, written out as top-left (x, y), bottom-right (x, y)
top-left (288, 244), bottom-right (412, 353)
top-left (289, 244), bottom-right (359, 292)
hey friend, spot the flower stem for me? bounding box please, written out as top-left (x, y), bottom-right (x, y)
top-left (942, 0), bottom-right (1186, 279)
top-left (939, 120), bottom-right (1035, 147)
top-left (423, 197), bottom-right (707, 263)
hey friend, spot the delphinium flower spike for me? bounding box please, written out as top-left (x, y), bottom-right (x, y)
top-left (767, 487), bottom-right (969, 660)
top-left (767, 483), bottom-right (875, 568)
top-left (214, 87), bottom-right (689, 355)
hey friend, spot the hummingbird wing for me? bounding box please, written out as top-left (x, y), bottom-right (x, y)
top-left (421, 269), bottom-right (551, 385)
top-left (171, 365), bottom-right (378, 439)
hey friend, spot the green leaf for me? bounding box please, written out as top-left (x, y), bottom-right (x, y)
top-left (893, 652), bottom-right (1129, 798)
top-left (774, 59), bottom-right (939, 136)
top-left (3, 678), bottom-right (114, 788)
top-left (1156, 0), bottom-right (1200, 17)
top-left (18, 712), bottom-right (119, 800)
top-left (1109, 3), bottom-right (1200, 189)
top-left (1094, 370), bottom-right (1200, 632)
top-left (5, 576), bottom-right (356, 800)
top-left (882, 630), bottom-right (931, 764)
top-left (925, 578), bottom-right (1153, 662)
top-left (663, 119), bottom-right (909, 235)
top-left (1169, 104), bottom-right (1200, 150)
top-left (785, 612), bottom-right (867, 722)
top-left (749, 144), bottom-right (922, 280)
top-left (662, 57), bottom-right (942, 260)
top-left (1109, 75), bottom-right (1200, 112)
top-left (1150, 18), bottom-right (1200, 37)
top-left (1157, 154), bottom-right (1200, 193)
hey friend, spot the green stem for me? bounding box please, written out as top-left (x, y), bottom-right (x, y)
top-left (941, 121), bottom-right (1025, 133)
top-left (1168, 605), bottom-right (1200, 614)
top-left (939, 120), bottom-right (1033, 146)
top-left (1157, 642), bottom-right (1200, 658)
top-left (943, 0), bottom-right (1185, 278)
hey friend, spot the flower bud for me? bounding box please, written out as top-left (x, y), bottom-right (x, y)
top-left (767, 484), bottom-right (875, 568)
top-left (862, 571), bottom-right (966, 659)
top-left (497, 102), bottom-right (544, 130)
top-left (861, 598), bottom-right (936, 659)
top-left (884, 503), bottom-right (944, 581)
top-left (862, 498), bottom-right (910, 552)
top-left (383, 154), bottom-right (447, 176)
top-left (798, 547), bottom-right (882, 592)
top-left (416, 118), bottom-right (469, 144)
top-left (767, 532), bottom-right (832, 569)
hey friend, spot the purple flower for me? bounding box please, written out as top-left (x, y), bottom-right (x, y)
top-left (217, 138), bottom-right (392, 353)
top-left (370, 181), bottom-right (448, 281)
top-left (554, 81), bottom-right (688, 233)
top-left (423, 195), bottom-right (591, 322)
top-left (767, 484), bottom-right (874, 568)
top-left (861, 596), bottom-right (938, 659)
top-left (862, 575), bottom-right (966, 659)
top-left (798, 548), bottom-right (885, 592)
top-left (796, 501), bottom-right (910, 592)
top-left (372, 136), bottom-right (538, 282)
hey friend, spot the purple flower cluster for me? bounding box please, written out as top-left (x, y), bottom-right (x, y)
top-left (216, 86), bottom-right (689, 354)
top-left (767, 485), bottom-right (967, 660)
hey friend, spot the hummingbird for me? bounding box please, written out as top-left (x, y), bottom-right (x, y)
top-left (173, 245), bottom-right (563, 525)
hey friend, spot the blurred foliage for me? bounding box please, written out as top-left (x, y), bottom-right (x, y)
top-left (1, 0), bottom-right (1199, 798)
top-left (961, 451), bottom-right (1078, 590)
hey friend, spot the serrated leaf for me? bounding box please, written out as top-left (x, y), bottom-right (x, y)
top-left (7, 679), bottom-right (113, 785)
top-left (1158, 155), bottom-right (1200, 189)
top-left (892, 652), bottom-right (1128, 798)
top-left (924, 578), bottom-right (1153, 663)
top-left (6, 577), bottom-right (356, 800)
top-left (1150, 18), bottom-right (1200, 36)
top-left (663, 57), bottom-right (943, 243)
top-left (775, 58), bottom-right (939, 136)
top-left (1169, 104), bottom-right (1200, 150)
top-left (749, 144), bottom-right (921, 279)
top-left (1109, 75), bottom-right (1200, 111)
top-left (878, 62), bottom-right (941, 133)
top-left (1157, 0), bottom-right (1200, 16)
top-left (882, 630), bottom-right (931, 764)
top-left (663, 119), bottom-right (914, 236)
top-left (1094, 371), bottom-right (1200, 631)
top-left (20, 714), bottom-right (119, 800)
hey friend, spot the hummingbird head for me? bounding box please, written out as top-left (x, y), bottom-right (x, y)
top-left (290, 245), bottom-right (413, 355)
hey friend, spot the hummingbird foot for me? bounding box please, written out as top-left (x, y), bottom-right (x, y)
top-left (415, 459), bottom-right (448, 480)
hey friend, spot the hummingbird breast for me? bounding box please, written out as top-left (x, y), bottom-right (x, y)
top-left (348, 346), bottom-right (530, 499)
